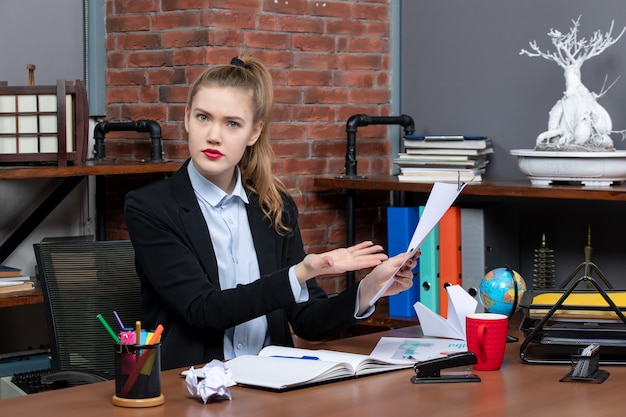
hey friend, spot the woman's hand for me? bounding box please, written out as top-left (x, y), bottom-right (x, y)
top-left (294, 241), bottom-right (387, 283)
top-left (357, 251), bottom-right (420, 314)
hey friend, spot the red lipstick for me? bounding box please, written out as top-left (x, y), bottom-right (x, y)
top-left (203, 148), bottom-right (223, 159)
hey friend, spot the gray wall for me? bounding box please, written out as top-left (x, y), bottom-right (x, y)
top-left (0, 0), bottom-right (87, 356)
top-left (0, 0), bottom-right (83, 85)
top-left (399, 1), bottom-right (626, 288)
top-left (400, 1), bottom-right (626, 180)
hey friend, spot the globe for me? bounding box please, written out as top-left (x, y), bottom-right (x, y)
top-left (479, 267), bottom-right (527, 316)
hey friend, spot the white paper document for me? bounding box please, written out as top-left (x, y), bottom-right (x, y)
top-left (369, 337), bottom-right (468, 363)
top-left (369, 182), bottom-right (466, 305)
top-left (413, 284), bottom-right (478, 340)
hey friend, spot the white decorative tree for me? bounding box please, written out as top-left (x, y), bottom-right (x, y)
top-left (520, 17), bottom-right (626, 151)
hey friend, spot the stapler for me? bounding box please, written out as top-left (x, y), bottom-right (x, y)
top-left (411, 352), bottom-right (481, 384)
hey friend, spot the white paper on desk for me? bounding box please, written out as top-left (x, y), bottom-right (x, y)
top-left (369, 337), bottom-right (468, 363)
top-left (413, 285), bottom-right (477, 340)
top-left (369, 182), bottom-right (466, 306)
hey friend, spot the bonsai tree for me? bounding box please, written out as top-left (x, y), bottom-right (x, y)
top-left (520, 17), bottom-right (626, 151)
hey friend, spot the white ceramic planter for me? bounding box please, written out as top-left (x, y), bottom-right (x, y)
top-left (510, 149), bottom-right (626, 186)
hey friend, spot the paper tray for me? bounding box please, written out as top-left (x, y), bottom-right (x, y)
top-left (518, 277), bottom-right (626, 365)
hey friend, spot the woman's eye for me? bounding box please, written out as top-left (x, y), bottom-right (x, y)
top-left (227, 121), bottom-right (240, 128)
top-left (197, 114), bottom-right (207, 121)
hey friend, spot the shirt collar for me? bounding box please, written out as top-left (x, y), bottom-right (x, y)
top-left (187, 162), bottom-right (249, 207)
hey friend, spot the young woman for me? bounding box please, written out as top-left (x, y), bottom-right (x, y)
top-left (124, 53), bottom-right (417, 370)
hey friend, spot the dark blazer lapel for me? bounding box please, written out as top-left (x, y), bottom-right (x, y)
top-left (245, 194), bottom-right (277, 277)
top-left (170, 163), bottom-right (220, 287)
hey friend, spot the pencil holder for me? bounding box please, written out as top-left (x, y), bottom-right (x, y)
top-left (560, 349), bottom-right (610, 383)
top-left (112, 343), bottom-right (165, 407)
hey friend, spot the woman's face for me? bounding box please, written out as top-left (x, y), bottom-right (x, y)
top-left (185, 85), bottom-right (262, 193)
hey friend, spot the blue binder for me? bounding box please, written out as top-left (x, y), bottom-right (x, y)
top-left (418, 205), bottom-right (440, 314)
top-left (387, 207), bottom-right (420, 317)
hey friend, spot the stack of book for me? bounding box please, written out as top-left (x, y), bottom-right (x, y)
top-left (394, 135), bottom-right (493, 183)
top-left (0, 265), bottom-right (35, 295)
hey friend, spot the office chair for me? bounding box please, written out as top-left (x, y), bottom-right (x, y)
top-left (33, 239), bottom-right (141, 387)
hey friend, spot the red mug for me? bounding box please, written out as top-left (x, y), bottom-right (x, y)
top-left (465, 313), bottom-right (508, 371)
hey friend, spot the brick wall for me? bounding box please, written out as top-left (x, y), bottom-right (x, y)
top-left (104, 0), bottom-right (393, 294)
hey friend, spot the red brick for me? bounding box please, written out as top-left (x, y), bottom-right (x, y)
top-left (117, 33), bottom-right (162, 50)
top-left (211, 0), bottom-right (261, 12)
top-left (107, 15), bottom-right (151, 32)
top-left (210, 29), bottom-right (244, 47)
top-left (114, 0), bottom-right (160, 14)
top-left (325, 19), bottom-right (367, 36)
top-left (349, 37), bottom-right (388, 54)
top-left (147, 68), bottom-right (187, 85)
top-left (277, 16), bottom-right (324, 33)
top-left (354, 3), bottom-right (389, 21)
top-left (159, 85), bottom-right (189, 103)
top-left (294, 53), bottom-right (339, 70)
top-left (152, 12), bottom-right (201, 30)
top-left (121, 105), bottom-right (167, 121)
top-left (162, 30), bottom-right (209, 48)
top-left (263, 0), bottom-right (309, 14)
top-left (244, 32), bottom-right (291, 49)
top-left (304, 87), bottom-right (348, 104)
top-left (272, 141), bottom-right (310, 158)
top-left (173, 49), bottom-right (206, 66)
top-left (206, 10), bottom-right (257, 29)
top-left (308, 1), bottom-right (352, 18)
top-left (290, 105), bottom-right (335, 123)
top-left (292, 34), bottom-right (335, 52)
top-left (107, 70), bottom-right (147, 86)
top-left (161, 0), bottom-right (208, 10)
top-left (288, 70), bottom-right (332, 86)
top-left (128, 51), bottom-right (174, 67)
top-left (106, 87), bottom-right (139, 103)
top-left (349, 88), bottom-right (390, 104)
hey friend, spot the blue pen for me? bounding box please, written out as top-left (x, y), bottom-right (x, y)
top-left (271, 355), bottom-right (320, 360)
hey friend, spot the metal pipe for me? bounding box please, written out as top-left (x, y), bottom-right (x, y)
top-left (93, 120), bottom-right (163, 161)
top-left (343, 114), bottom-right (415, 178)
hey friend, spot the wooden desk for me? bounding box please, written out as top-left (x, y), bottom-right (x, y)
top-left (2, 326), bottom-right (623, 417)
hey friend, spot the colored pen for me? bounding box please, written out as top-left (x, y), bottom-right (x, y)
top-left (120, 324), bottom-right (164, 396)
top-left (113, 311), bottom-right (125, 329)
top-left (96, 314), bottom-right (120, 343)
top-left (135, 320), bottom-right (141, 346)
top-left (271, 355), bottom-right (320, 360)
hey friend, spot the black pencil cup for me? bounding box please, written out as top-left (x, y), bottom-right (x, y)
top-left (112, 343), bottom-right (164, 407)
top-left (560, 349), bottom-right (610, 383)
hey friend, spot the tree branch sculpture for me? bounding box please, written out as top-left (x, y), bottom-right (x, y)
top-left (520, 16), bottom-right (626, 151)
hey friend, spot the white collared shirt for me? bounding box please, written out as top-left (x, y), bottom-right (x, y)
top-left (188, 163), bottom-right (308, 359)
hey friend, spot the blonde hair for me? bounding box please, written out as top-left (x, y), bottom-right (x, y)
top-left (186, 53), bottom-right (291, 234)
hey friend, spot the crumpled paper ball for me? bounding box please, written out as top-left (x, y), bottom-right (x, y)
top-left (185, 359), bottom-right (236, 403)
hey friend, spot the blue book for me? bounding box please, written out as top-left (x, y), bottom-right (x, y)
top-left (386, 207), bottom-right (420, 317)
top-left (418, 205), bottom-right (440, 314)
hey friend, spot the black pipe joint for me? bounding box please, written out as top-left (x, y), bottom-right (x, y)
top-left (93, 120), bottom-right (164, 161)
top-left (343, 114), bottom-right (415, 177)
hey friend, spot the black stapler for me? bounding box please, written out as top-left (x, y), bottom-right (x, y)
top-left (411, 352), bottom-right (481, 384)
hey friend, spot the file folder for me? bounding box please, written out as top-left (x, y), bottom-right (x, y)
top-left (418, 205), bottom-right (439, 314)
top-left (387, 207), bottom-right (420, 317)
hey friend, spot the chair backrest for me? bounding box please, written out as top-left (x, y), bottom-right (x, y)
top-left (34, 240), bottom-right (140, 379)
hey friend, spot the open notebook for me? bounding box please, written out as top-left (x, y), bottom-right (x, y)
top-left (222, 345), bottom-right (413, 391)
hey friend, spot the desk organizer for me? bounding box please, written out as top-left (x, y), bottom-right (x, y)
top-left (519, 274), bottom-right (626, 365)
top-left (560, 349), bottom-right (610, 383)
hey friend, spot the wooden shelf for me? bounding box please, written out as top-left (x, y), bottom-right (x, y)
top-left (0, 159), bottom-right (183, 180)
top-left (0, 285), bottom-right (43, 309)
top-left (0, 159), bottom-right (184, 308)
top-left (314, 175), bottom-right (626, 202)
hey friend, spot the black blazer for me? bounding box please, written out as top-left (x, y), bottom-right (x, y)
top-left (124, 160), bottom-right (359, 370)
